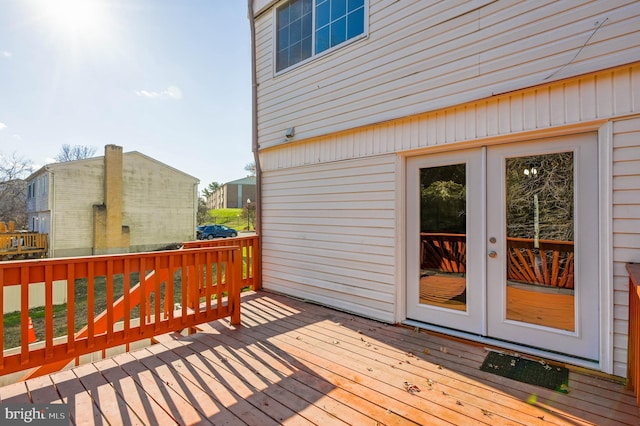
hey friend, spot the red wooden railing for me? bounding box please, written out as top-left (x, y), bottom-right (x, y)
top-left (421, 233), bottom-right (466, 273)
top-left (420, 233), bottom-right (574, 288)
top-left (506, 237), bottom-right (574, 288)
top-left (627, 263), bottom-right (640, 406)
top-left (183, 235), bottom-right (261, 291)
top-left (0, 245), bottom-right (243, 378)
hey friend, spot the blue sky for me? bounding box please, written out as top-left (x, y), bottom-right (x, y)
top-left (0, 0), bottom-right (253, 194)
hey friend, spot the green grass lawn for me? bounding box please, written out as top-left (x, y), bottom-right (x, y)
top-left (206, 208), bottom-right (244, 230)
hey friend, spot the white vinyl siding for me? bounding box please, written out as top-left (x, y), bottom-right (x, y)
top-left (122, 153), bottom-right (198, 252)
top-left (259, 65), bottom-right (640, 375)
top-left (255, 0), bottom-right (640, 148)
top-left (261, 64), bottom-right (640, 170)
top-left (261, 154), bottom-right (397, 322)
top-left (612, 117), bottom-right (640, 377)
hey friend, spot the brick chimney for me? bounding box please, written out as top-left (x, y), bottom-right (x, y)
top-left (93, 145), bottom-right (130, 254)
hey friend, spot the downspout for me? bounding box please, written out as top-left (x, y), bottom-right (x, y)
top-left (46, 167), bottom-right (55, 258)
top-left (248, 0), bottom-right (261, 235)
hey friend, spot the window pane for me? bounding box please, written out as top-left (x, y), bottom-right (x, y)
top-left (289, 0), bottom-right (302, 20)
top-left (302, 10), bottom-right (312, 38)
top-left (347, 8), bottom-right (364, 39)
top-left (277, 5), bottom-right (290, 27)
top-left (316, 25), bottom-right (330, 53)
top-left (419, 164), bottom-right (468, 312)
top-left (330, 16), bottom-right (347, 47)
top-left (331, 0), bottom-right (347, 21)
top-left (290, 41), bottom-right (302, 65)
top-left (301, 35), bottom-right (312, 60)
top-left (348, 0), bottom-right (364, 12)
top-left (316, 0), bottom-right (330, 29)
top-left (277, 48), bottom-right (289, 71)
top-left (277, 0), bottom-right (313, 71)
top-left (290, 17), bottom-right (302, 42)
top-left (302, 0), bottom-right (313, 14)
top-left (278, 28), bottom-right (289, 50)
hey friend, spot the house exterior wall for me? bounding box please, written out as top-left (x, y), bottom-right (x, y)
top-left (26, 171), bottom-right (50, 233)
top-left (121, 153), bottom-right (198, 252)
top-left (31, 152), bottom-right (198, 257)
top-left (49, 159), bottom-right (105, 258)
top-left (254, 0), bottom-right (640, 149)
top-left (258, 65), bottom-right (640, 377)
top-left (612, 117), bottom-right (640, 375)
top-left (262, 154), bottom-right (397, 321)
top-left (254, 0), bottom-right (640, 377)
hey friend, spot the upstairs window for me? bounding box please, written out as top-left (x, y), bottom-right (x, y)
top-left (276, 0), bottom-right (366, 73)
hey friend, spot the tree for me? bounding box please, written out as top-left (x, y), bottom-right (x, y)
top-left (244, 162), bottom-right (256, 176)
top-left (201, 181), bottom-right (220, 199)
top-left (55, 144), bottom-right (97, 162)
top-left (196, 198), bottom-right (210, 226)
top-left (0, 152), bottom-right (34, 229)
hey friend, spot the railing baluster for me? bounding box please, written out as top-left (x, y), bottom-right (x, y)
top-left (154, 256), bottom-right (161, 332)
top-left (20, 266), bottom-right (29, 365)
top-left (167, 255), bottom-right (174, 327)
top-left (45, 265), bottom-right (53, 358)
top-left (66, 263), bottom-right (75, 355)
top-left (123, 258), bottom-right (130, 339)
top-left (106, 260), bottom-right (114, 344)
top-left (205, 251), bottom-right (212, 316)
top-left (181, 253), bottom-right (188, 327)
top-left (139, 257), bottom-right (146, 334)
top-left (87, 263), bottom-right (95, 350)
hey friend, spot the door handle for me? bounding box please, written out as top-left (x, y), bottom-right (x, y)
top-left (488, 251), bottom-right (497, 258)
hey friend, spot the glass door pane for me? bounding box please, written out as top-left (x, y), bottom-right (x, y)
top-left (504, 152), bottom-right (575, 331)
top-left (419, 164), bottom-right (467, 311)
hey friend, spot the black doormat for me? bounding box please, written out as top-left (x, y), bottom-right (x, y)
top-left (480, 351), bottom-right (570, 393)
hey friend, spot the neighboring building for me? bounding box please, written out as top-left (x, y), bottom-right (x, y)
top-left (208, 176), bottom-right (257, 209)
top-left (250, 0), bottom-right (640, 378)
top-left (26, 145), bottom-right (199, 257)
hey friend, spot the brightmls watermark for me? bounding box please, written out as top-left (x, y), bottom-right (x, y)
top-left (1, 405), bottom-right (68, 424)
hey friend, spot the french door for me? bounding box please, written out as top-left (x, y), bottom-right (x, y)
top-left (406, 133), bottom-right (600, 360)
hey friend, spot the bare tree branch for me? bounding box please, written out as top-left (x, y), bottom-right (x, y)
top-left (0, 152), bottom-right (33, 228)
top-left (55, 144), bottom-right (97, 162)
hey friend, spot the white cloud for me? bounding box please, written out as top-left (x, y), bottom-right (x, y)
top-left (0, 122), bottom-right (6, 130)
top-left (135, 85), bottom-right (183, 100)
top-left (1, 51), bottom-right (12, 58)
top-left (12, 134), bottom-right (22, 140)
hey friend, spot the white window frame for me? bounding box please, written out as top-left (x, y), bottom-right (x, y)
top-left (273, 0), bottom-right (368, 75)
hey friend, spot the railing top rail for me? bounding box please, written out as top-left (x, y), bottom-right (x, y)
top-left (0, 245), bottom-right (239, 267)
top-left (0, 245), bottom-right (241, 285)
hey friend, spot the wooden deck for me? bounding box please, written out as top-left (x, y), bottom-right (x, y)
top-left (1, 291), bottom-right (638, 425)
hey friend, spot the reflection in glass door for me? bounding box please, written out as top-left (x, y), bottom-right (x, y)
top-left (406, 149), bottom-right (483, 335)
top-left (407, 133), bottom-right (600, 360)
top-left (419, 164), bottom-right (467, 311)
top-left (486, 133), bottom-right (599, 360)
top-left (504, 153), bottom-right (575, 332)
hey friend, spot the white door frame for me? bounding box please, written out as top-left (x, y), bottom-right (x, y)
top-left (403, 132), bottom-right (605, 364)
top-left (405, 148), bottom-right (486, 334)
top-left (486, 134), bottom-right (600, 360)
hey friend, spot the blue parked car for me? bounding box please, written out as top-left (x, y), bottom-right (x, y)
top-left (197, 224), bottom-right (238, 240)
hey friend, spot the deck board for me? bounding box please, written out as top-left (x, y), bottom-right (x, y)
top-left (0, 291), bottom-right (638, 425)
